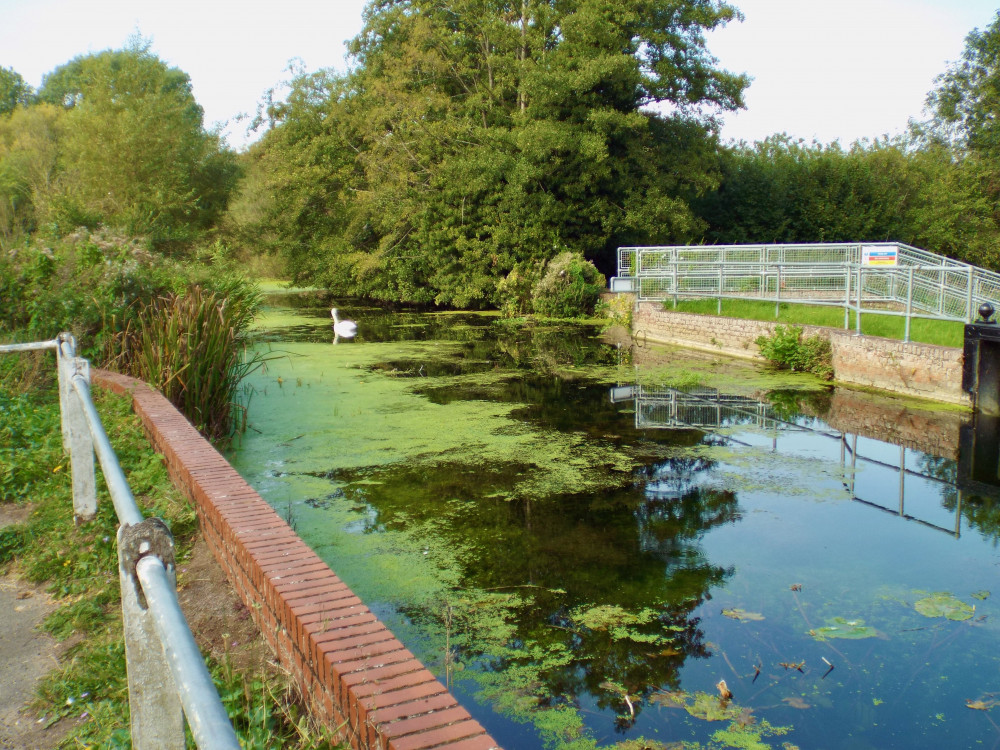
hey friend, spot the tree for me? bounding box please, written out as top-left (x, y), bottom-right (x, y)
top-left (0, 66), bottom-right (33, 116)
top-left (0, 104), bottom-right (65, 241)
top-left (234, 0), bottom-right (748, 305)
top-left (39, 39), bottom-right (238, 241)
top-left (924, 11), bottom-right (1000, 158)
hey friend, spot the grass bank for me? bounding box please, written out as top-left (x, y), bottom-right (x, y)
top-left (0, 359), bottom-right (340, 748)
top-left (666, 298), bottom-right (964, 348)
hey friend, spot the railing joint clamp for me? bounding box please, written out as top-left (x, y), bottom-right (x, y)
top-left (120, 518), bottom-right (175, 609)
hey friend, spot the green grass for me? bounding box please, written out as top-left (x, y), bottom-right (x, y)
top-left (666, 298), bottom-right (965, 348)
top-left (0, 358), bottom-right (342, 748)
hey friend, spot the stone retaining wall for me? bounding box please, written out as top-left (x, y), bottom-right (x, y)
top-left (634, 303), bottom-right (970, 406)
top-left (93, 369), bottom-right (499, 750)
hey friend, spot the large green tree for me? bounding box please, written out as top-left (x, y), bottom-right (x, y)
top-left (36, 40), bottom-right (238, 241)
top-left (925, 11), bottom-right (1000, 158)
top-left (233, 0), bottom-right (747, 305)
top-left (0, 104), bottom-right (64, 241)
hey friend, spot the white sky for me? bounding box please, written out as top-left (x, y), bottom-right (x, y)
top-left (1, 0), bottom-right (998, 149)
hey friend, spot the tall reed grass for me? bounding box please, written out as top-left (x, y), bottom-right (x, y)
top-left (107, 279), bottom-right (264, 442)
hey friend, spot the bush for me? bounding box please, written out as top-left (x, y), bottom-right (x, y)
top-left (495, 261), bottom-right (544, 318)
top-left (755, 325), bottom-right (833, 379)
top-left (595, 292), bottom-right (634, 329)
top-left (531, 251), bottom-right (606, 318)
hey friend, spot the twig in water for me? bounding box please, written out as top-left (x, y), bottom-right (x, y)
top-left (821, 656), bottom-right (835, 679)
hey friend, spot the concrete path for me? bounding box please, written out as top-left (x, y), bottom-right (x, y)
top-left (0, 505), bottom-right (61, 750)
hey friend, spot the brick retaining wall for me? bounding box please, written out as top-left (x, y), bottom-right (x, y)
top-left (92, 369), bottom-right (499, 750)
top-left (634, 303), bottom-right (970, 406)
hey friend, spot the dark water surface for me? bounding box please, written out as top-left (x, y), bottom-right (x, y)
top-left (228, 294), bottom-right (1000, 750)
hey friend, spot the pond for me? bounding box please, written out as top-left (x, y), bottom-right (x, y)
top-left (227, 292), bottom-right (1000, 750)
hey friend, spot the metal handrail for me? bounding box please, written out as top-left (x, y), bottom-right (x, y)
top-left (614, 242), bottom-right (1000, 339)
top-left (1, 334), bottom-right (239, 749)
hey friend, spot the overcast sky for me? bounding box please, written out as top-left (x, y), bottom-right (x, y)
top-left (1, 0), bottom-right (998, 149)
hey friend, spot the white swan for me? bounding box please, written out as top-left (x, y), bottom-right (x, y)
top-left (331, 308), bottom-right (357, 339)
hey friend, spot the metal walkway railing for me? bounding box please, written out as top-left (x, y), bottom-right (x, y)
top-left (0, 334), bottom-right (239, 749)
top-left (612, 242), bottom-right (1000, 340)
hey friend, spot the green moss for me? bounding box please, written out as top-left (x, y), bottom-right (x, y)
top-left (710, 719), bottom-right (791, 749)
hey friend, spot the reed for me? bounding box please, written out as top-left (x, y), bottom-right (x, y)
top-left (108, 280), bottom-right (264, 442)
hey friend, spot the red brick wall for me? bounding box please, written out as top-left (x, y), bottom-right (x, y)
top-left (633, 303), bottom-right (970, 407)
top-left (93, 369), bottom-right (499, 750)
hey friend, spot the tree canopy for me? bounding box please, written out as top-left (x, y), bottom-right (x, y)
top-left (925, 11), bottom-right (1000, 158)
top-left (0, 66), bottom-right (33, 116)
top-left (231, 0), bottom-right (749, 305)
top-left (0, 39), bottom-right (237, 244)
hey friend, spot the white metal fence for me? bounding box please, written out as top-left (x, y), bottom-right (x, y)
top-left (0, 334), bottom-right (239, 749)
top-left (612, 242), bottom-right (1000, 340)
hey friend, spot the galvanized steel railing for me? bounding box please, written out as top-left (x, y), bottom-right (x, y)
top-left (612, 242), bottom-right (1000, 340)
top-left (0, 334), bottom-right (239, 749)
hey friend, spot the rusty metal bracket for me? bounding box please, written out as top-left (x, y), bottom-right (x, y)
top-left (119, 517), bottom-right (175, 609)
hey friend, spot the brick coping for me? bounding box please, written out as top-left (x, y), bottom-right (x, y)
top-left (93, 369), bottom-right (500, 750)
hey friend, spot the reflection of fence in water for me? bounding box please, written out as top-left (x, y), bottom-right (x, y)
top-left (632, 386), bottom-right (780, 431)
top-left (619, 385), bottom-right (966, 538)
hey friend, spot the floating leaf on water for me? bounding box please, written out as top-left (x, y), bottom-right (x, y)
top-left (808, 617), bottom-right (878, 641)
top-left (722, 608), bottom-right (765, 622)
top-left (966, 698), bottom-right (999, 711)
top-left (782, 696), bottom-right (810, 710)
top-left (971, 590), bottom-right (991, 601)
top-left (686, 691), bottom-right (745, 722)
top-left (914, 592), bottom-right (975, 621)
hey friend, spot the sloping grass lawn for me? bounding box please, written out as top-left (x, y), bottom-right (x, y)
top-left (667, 298), bottom-right (965, 348)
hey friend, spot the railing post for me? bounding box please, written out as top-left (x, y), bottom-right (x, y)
top-left (844, 263), bottom-right (850, 330)
top-left (118, 518), bottom-right (185, 749)
top-left (775, 264), bottom-right (782, 319)
top-left (904, 268), bottom-right (914, 343)
top-left (57, 336), bottom-right (97, 524)
top-left (855, 265), bottom-right (863, 334)
top-left (967, 266), bottom-right (975, 322)
top-left (717, 264), bottom-right (723, 314)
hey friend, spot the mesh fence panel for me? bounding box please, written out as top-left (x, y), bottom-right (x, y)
top-left (616, 242), bottom-right (1000, 323)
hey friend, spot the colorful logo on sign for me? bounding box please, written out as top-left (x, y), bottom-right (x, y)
top-left (862, 245), bottom-right (898, 266)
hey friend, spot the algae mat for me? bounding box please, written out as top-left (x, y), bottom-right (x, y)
top-left (228, 298), bottom-right (1000, 750)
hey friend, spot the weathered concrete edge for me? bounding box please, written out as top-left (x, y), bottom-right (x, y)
top-left (92, 369), bottom-right (500, 750)
top-left (633, 303), bottom-right (971, 407)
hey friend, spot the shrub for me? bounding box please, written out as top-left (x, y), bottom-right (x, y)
top-left (495, 261), bottom-right (544, 318)
top-left (755, 325), bottom-right (833, 379)
top-left (531, 251), bottom-right (606, 318)
top-left (596, 293), bottom-right (634, 329)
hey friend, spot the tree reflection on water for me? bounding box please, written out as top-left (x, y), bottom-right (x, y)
top-left (324, 451), bottom-right (737, 731)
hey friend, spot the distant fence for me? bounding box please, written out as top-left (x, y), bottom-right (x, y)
top-left (612, 242), bottom-right (1000, 340)
top-left (0, 334), bottom-right (239, 749)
